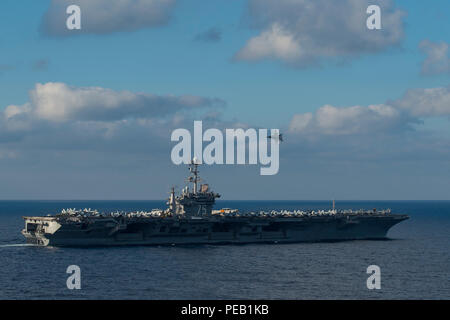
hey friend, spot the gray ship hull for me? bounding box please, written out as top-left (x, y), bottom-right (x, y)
top-left (21, 162), bottom-right (409, 247)
top-left (22, 214), bottom-right (408, 247)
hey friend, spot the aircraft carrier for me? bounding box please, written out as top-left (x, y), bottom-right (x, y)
top-left (22, 161), bottom-right (409, 247)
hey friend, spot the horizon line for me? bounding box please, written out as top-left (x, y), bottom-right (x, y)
top-left (0, 199), bottom-right (449, 202)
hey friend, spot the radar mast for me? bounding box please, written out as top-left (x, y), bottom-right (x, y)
top-left (187, 157), bottom-right (201, 194)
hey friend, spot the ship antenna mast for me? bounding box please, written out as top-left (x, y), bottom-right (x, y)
top-left (188, 157), bottom-right (201, 194)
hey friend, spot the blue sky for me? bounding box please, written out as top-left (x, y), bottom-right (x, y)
top-left (0, 0), bottom-right (449, 200)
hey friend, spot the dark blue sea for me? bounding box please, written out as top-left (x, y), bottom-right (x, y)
top-left (0, 200), bottom-right (449, 300)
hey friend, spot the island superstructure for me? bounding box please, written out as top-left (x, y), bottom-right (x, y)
top-left (22, 161), bottom-right (409, 246)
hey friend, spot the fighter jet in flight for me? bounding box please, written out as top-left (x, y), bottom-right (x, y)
top-left (267, 131), bottom-right (283, 142)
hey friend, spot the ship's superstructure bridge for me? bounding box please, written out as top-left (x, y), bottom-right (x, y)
top-left (168, 159), bottom-right (220, 218)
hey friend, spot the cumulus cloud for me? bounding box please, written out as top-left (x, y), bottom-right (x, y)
top-left (0, 83), bottom-right (231, 196)
top-left (235, 0), bottom-right (405, 66)
top-left (289, 86), bottom-right (450, 135)
top-left (391, 86), bottom-right (450, 117)
top-left (4, 82), bottom-right (225, 122)
top-left (41, 0), bottom-right (176, 36)
top-left (235, 23), bottom-right (302, 62)
top-left (419, 40), bottom-right (450, 75)
top-left (289, 104), bottom-right (404, 135)
top-left (0, 81), bottom-right (235, 179)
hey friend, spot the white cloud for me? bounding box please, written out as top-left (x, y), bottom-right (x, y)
top-left (42, 0), bottom-right (176, 36)
top-left (419, 40), bottom-right (450, 75)
top-left (4, 104), bottom-right (30, 119)
top-left (0, 82), bottom-right (234, 165)
top-left (289, 113), bottom-right (313, 133)
top-left (235, 23), bottom-right (302, 61)
top-left (236, 0), bottom-right (405, 66)
top-left (289, 104), bottom-right (402, 135)
top-left (289, 86), bottom-right (450, 135)
top-left (5, 82), bottom-right (224, 122)
top-left (392, 86), bottom-right (450, 117)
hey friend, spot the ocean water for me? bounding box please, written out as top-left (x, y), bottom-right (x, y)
top-left (0, 200), bottom-right (449, 300)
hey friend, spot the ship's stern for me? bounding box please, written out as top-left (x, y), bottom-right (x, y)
top-left (22, 216), bottom-right (61, 246)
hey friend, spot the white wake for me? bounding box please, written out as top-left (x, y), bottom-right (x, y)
top-left (0, 243), bottom-right (37, 247)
